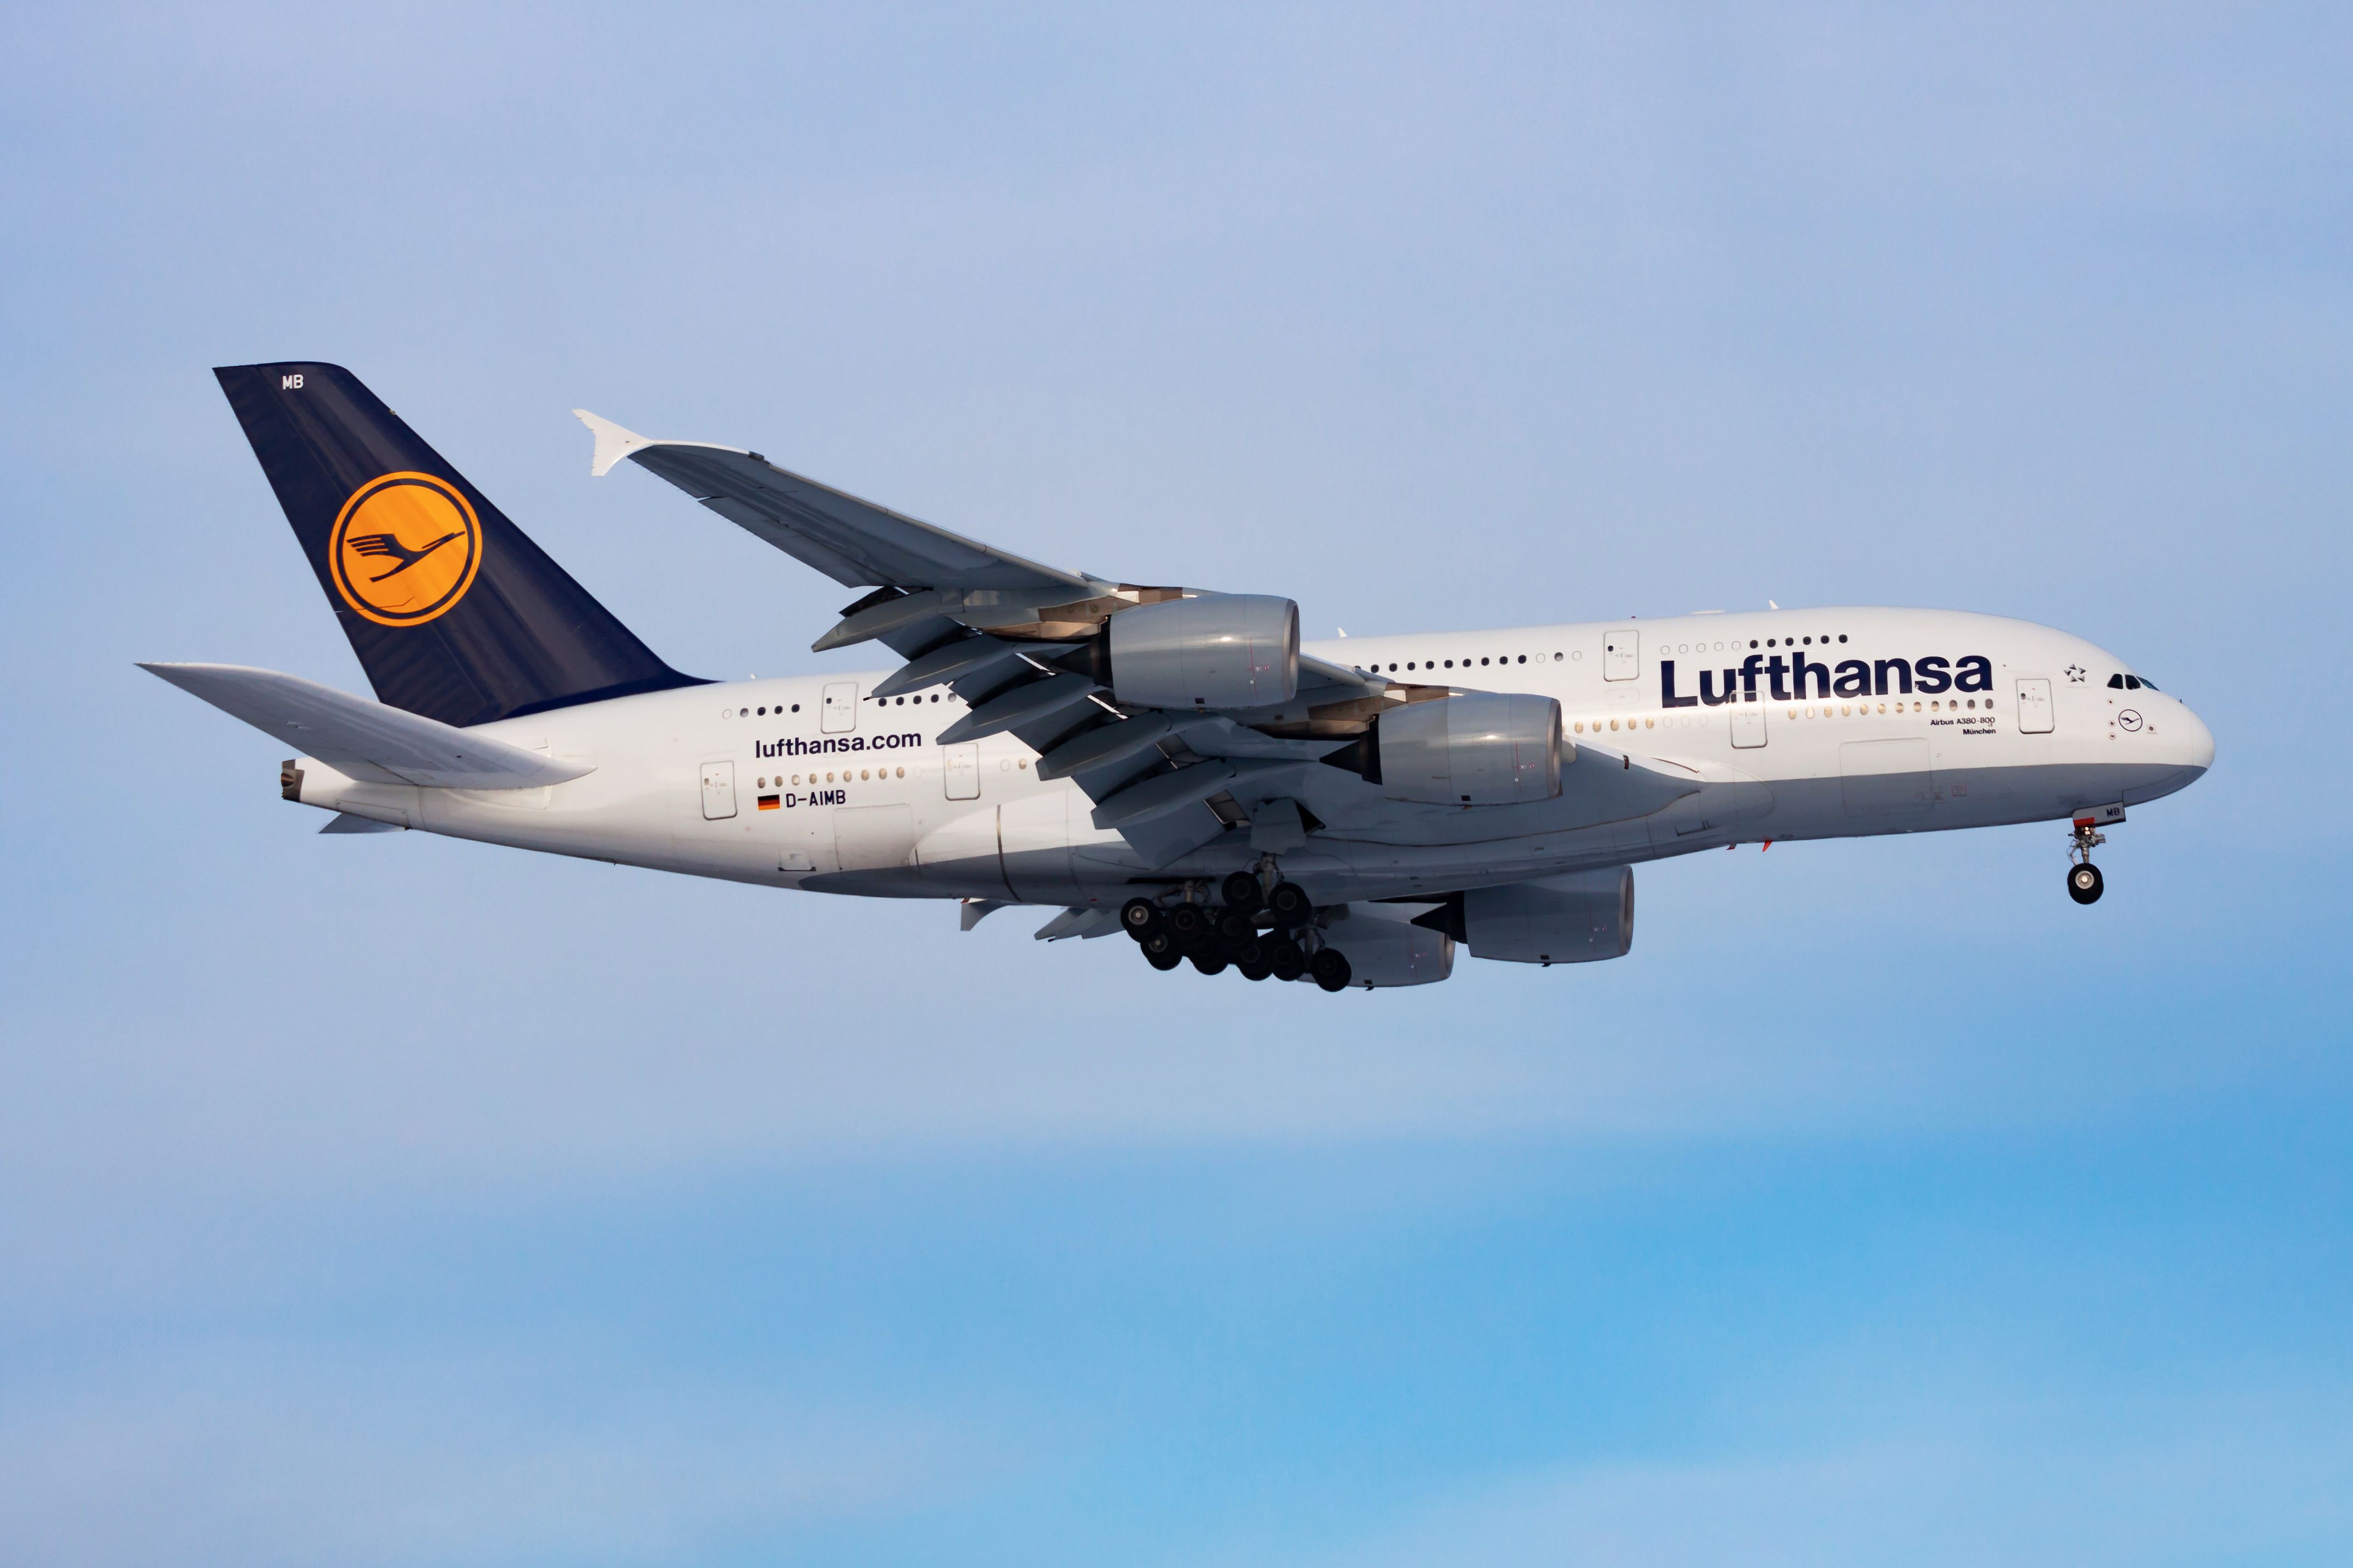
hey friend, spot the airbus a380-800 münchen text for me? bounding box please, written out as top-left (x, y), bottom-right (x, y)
top-left (148, 364), bottom-right (2214, 991)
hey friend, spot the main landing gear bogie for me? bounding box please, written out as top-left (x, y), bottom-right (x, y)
top-left (1120, 879), bottom-right (1351, 990)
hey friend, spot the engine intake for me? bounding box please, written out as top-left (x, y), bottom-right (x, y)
top-left (1325, 692), bottom-right (1565, 805)
top-left (1087, 592), bottom-right (1300, 710)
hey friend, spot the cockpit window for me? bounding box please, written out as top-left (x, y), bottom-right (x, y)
top-left (2139, 676), bottom-right (2158, 690)
top-left (2124, 675), bottom-right (2142, 690)
top-left (2108, 674), bottom-right (2125, 688)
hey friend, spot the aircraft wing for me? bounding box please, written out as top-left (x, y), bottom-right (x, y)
top-left (578, 412), bottom-right (1679, 867)
top-left (140, 663), bottom-right (593, 790)
top-left (574, 411), bottom-right (1089, 595)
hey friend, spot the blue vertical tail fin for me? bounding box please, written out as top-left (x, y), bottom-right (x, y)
top-left (214, 361), bottom-right (703, 727)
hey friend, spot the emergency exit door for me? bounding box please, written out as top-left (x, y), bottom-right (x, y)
top-left (942, 743), bottom-right (980, 800)
top-left (700, 760), bottom-right (737, 819)
top-left (2016, 677), bottom-right (2054, 734)
top-left (821, 681), bottom-right (859, 734)
top-left (1730, 703), bottom-right (1766, 749)
top-left (1604, 629), bottom-right (1638, 681)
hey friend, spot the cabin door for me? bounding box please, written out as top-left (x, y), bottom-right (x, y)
top-left (1604, 629), bottom-right (1639, 681)
top-left (821, 680), bottom-right (859, 734)
top-left (943, 743), bottom-right (981, 801)
top-left (1729, 703), bottom-right (1766, 749)
top-left (699, 760), bottom-right (737, 820)
top-left (2016, 677), bottom-right (2054, 734)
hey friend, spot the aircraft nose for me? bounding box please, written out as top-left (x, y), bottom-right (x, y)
top-left (2177, 700), bottom-right (2216, 773)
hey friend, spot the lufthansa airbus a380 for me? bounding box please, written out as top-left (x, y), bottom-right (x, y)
top-left (148, 364), bottom-right (2214, 990)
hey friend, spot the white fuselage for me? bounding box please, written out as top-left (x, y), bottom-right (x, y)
top-left (288, 607), bottom-right (2214, 912)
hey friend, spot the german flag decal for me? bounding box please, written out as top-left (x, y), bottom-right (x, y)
top-left (757, 794), bottom-right (781, 811)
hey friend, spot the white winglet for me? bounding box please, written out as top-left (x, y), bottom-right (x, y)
top-left (573, 409), bottom-right (654, 478)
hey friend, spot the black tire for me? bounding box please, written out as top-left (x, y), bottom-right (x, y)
top-left (1190, 951), bottom-right (1229, 976)
top-left (1310, 948), bottom-right (1352, 991)
top-left (1217, 910), bottom-right (1254, 944)
top-left (1168, 904), bottom-right (1208, 942)
top-left (1145, 946), bottom-right (1183, 971)
top-left (1238, 957), bottom-right (1273, 982)
top-left (1268, 880), bottom-right (1314, 926)
top-left (1267, 938), bottom-right (1307, 982)
top-left (1221, 871), bottom-right (1264, 915)
top-left (2068, 862), bottom-right (2104, 905)
top-left (1141, 929), bottom-right (1176, 960)
top-left (1120, 897), bottom-right (1162, 939)
top-left (1226, 937), bottom-right (1264, 967)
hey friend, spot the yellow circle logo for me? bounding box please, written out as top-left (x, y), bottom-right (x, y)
top-left (328, 472), bottom-right (483, 627)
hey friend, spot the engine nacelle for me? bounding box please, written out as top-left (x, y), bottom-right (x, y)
top-left (1463, 867), bottom-right (1634, 965)
top-left (1361, 692), bottom-right (1564, 805)
top-left (1103, 593), bottom-right (1299, 710)
top-left (1324, 903), bottom-right (1455, 988)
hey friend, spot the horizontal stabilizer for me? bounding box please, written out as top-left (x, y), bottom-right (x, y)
top-left (141, 663), bottom-right (594, 790)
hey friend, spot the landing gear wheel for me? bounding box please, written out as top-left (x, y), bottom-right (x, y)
top-left (1145, 946), bottom-right (1183, 972)
top-left (1310, 948), bottom-right (1352, 992)
top-left (1268, 880), bottom-right (1313, 927)
top-left (1167, 905), bottom-right (1209, 944)
top-left (1120, 898), bottom-right (1162, 940)
top-left (1238, 957), bottom-right (1273, 982)
top-left (1220, 871), bottom-right (1264, 916)
top-left (1141, 929), bottom-right (1176, 961)
top-left (1266, 938), bottom-right (1307, 982)
top-left (1225, 936), bottom-right (1264, 968)
top-left (1190, 951), bottom-right (1229, 976)
top-left (1217, 910), bottom-right (1255, 944)
top-left (2068, 863), bottom-right (2104, 905)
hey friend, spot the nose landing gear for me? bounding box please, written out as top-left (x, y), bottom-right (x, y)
top-left (2067, 816), bottom-right (2107, 905)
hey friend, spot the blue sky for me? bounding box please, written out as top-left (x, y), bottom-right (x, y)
top-left (3, 4), bottom-right (2349, 1564)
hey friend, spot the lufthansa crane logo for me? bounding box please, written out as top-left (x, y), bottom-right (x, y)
top-left (328, 472), bottom-right (483, 627)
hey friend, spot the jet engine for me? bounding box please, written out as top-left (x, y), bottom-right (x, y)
top-left (1324, 903), bottom-right (1455, 988)
top-left (1456, 867), bottom-right (1634, 965)
top-left (1324, 692), bottom-right (1565, 805)
top-left (1088, 592), bottom-right (1300, 710)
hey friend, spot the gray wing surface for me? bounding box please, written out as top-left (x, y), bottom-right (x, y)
top-left (575, 412), bottom-right (1087, 594)
top-left (576, 411), bottom-right (1689, 874)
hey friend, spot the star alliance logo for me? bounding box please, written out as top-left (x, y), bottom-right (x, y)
top-left (2065, 663), bottom-right (2086, 683)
